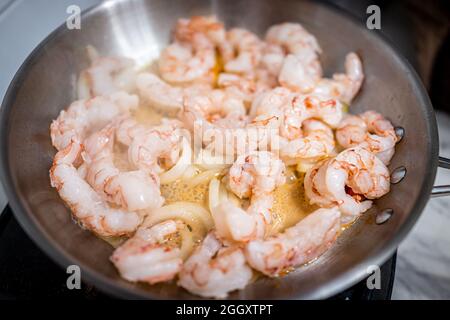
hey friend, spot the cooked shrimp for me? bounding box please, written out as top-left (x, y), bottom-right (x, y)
top-left (83, 125), bottom-right (164, 211)
top-left (304, 147), bottom-right (390, 223)
top-left (128, 119), bottom-right (184, 174)
top-left (217, 69), bottom-right (274, 106)
top-left (335, 115), bottom-right (367, 147)
top-left (336, 111), bottom-right (397, 165)
top-left (250, 87), bottom-right (292, 117)
top-left (217, 73), bottom-right (257, 104)
top-left (254, 67), bottom-right (279, 90)
top-left (212, 151), bottom-right (285, 242)
top-left (305, 158), bottom-right (372, 222)
top-left (212, 194), bottom-right (273, 242)
top-left (265, 23), bottom-right (322, 93)
top-left (251, 88), bottom-right (344, 129)
top-left (115, 117), bottom-right (147, 146)
top-left (228, 151), bottom-right (286, 197)
top-left (49, 141), bottom-right (142, 236)
top-left (50, 92), bottom-right (139, 151)
top-left (339, 147), bottom-right (391, 199)
top-left (280, 119), bottom-right (335, 161)
top-left (136, 73), bottom-right (184, 114)
top-left (260, 43), bottom-right (285, 77)
top-left (174, 15), bottom-right (227, 54)
top-left (278, 53), bottom-right (322, 93)
top-left (223, 28), bottom-right (263, 74)
top-left (111, 220), bottom-right (184, 284)
top-left (178, 231), bottom-right (253, 298)
top-left (250, 87), bottom-right (307, 139)
top-left (302, 94), bottom-right (344, 128)
top-left (265, 22), bottom-right (322, 57)
top-left (78, 54), bottom-right (136, 98)
top-left (159, 39), bottom-right (216, 85)
top-left (250, 88), bottom-right (343, 142)
top-left (245, 206), bottom-right (341, 276)
top-left (181, 88), bottom-right (247, 132)
top-left (312, 52), bottom-right (364, 104)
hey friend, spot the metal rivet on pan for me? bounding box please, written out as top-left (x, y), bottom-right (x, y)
top-left (395, 126), bottom-right (405, 142)
top-left (376, 208), bottom-right (394, 225)
top-left (391, 166), bottom-right (407, 184)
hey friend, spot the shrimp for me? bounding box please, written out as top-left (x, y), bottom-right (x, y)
top-left (254, 67), bottom-right (279, 90)
top-left (136, 73), bottom-right (184, 115)
top-left (78, 54), bottom-right (136, 98)
top-left (223, 28), bottom-right (263, 74)
top-left (181, 88), bottom-right (247, 132)
top-left (217, 70), bottom-right (276, 105)
top-left (178, 231), bottom-right (253, 298)
top-left (302, 94), bottom-right (344, 128)
top-left (174, 16), bottom-right (227, 53)
top-left (336, 110), bottom-right (398, 165)
top-left (228, 151), bottom-right (286, 198)
top-left (335, 115), bottom-right (367, 147)
top-left (160, 16), bottom-right (224, 85)
top-left (280, 119), bottom-right (335, 161)
top-left (260, 43), bottom-right (285, 77)
top-left (111, 220), bottom-right (184, 284)
top-left (83, 125), bottom-right (164, 211)
top-left (49, 141), bottom-right (142, 237)
top-left (212, 151), bottom-right (286, 242)
top-left (245, 206), bottom-right (341, 277)
top-left (250, 88), bottom-right (343, 138)
top-left (265, 23), bottom-right (322, 57)
top-left (159, 41), bottom-right (216, 85)
top-left (115, 117), bottom-right (147, 146)
top-left (212, 194), bottom-right (273, 242)
top-left (217, 73), bottom-right (257, 105)
top-left (249, 87), bottom-right (307, 139)
top-left (50, 92), bottom-right (139, 151)
top-left (265, 23), bottom-right (323, 93)
top-left (128, 119), bottom-right (184, 174)
top-left (304, 147), bottom-right (390, 223)
top-left (312, 52), bottom-right (364, 104)
top-left (278, 53), bottom-right (322, 93)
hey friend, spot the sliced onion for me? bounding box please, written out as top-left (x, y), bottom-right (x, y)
top-left (195, 148), bottom-right (230, 171)
top-left (219, 181), bottom-right (229, 202)
top-left (208, 178), bottom-right (221, 211)
top-left (181, 165), bottom-right (198, 180)
top-left (143, 202), bottom-right (213, 259)
top-left (178, 224), bottom-right (195, 259)
top-left (144, 202), bottom-right (213, 233)
top-left (160, 137), bottom-right (192, 184)
top-left (209, 178), bottom-right (240, 212)
top-left (296, 159), bottom-right (317, 173)
top-left (185, 168), bottom-right (222, 187)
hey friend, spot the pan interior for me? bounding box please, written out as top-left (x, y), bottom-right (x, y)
top-left (0, 0), bottom-right (437, 299)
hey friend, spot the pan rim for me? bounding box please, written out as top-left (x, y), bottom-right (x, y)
top-left (0, 0), bottom-right (439, 300)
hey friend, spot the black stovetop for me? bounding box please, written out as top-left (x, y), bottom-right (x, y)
top-left (0, 205), bottom-right (396, 300)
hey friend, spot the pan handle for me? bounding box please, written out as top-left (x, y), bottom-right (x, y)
top-left (431, 156), bottom-right (450, 197)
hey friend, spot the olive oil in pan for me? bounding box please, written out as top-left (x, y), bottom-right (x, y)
top-left (161, 180), bottom-right (210, 206)
top-left (269, 175), bottom-right (318, 236)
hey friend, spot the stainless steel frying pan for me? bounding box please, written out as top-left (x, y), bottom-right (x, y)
top-left (1, 0), bottom-right (449, 299)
